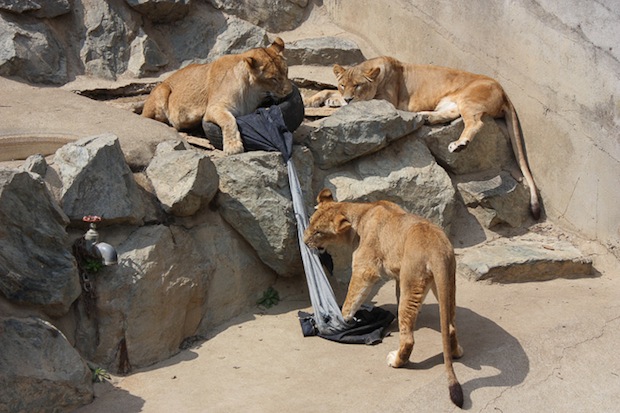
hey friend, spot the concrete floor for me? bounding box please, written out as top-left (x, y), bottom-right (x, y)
top-left (76, 237), bottom-right (620, 413)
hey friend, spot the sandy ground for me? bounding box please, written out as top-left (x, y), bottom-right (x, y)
top-left (75, 233), bottom-right (620, 413)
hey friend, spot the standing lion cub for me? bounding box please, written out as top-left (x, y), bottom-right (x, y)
top-left (142, 38), bottom-right (292, 155)
top-left (306, 56), bottom-right (540, 219)
top-left (303, 189), bottom-right (464, 408)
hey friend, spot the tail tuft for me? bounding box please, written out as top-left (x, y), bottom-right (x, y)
top-left (531, 201), bottom-right (541, 221)
top-left (449, 381), bottom-right (464, 408)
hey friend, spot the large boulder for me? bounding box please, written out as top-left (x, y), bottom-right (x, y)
top-left (285, 37), bottom-right (365, 66)
top-left (163, 7), bottom-right (269, 68)
top-left (420, 116), bottom-right (515, 175)
top-left (207, 0), bottom-right (309, 32)
top-left (0, 0), bottom-right (70, 18)
top-left (214, 150), bottom-right (302, 277)
top-left (125, 0), bottom-right (190, 23)
top-left (46, 133), bottom-right (145, 225)
top-left (146, 141), bottom-right (219, 217)
top-left (323, 136), bottom-right (457, 230)
top-left (456, 171), bottom-right (531, 228)
top-left (78, 0), bottom-right (139, 80)
top-left (304, 100), bottom-right (422, 169)
top-left (0, 14), bottom-right (68, 84)
top-left (74, 224), bottom-right (213, 372)
top-left (0, 169), bottom-right (79, 317)
top-left (0, 317), bottom-right (93, 412)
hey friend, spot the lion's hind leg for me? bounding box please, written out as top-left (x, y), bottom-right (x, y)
top-left (387, 276), bottom-right (432, 368)
top-left (142, 83), bottom-right (171, 123)
top-left (430, 282), bottom-right (463, 359)
top-left (417, 97), bottom-right (461, 125)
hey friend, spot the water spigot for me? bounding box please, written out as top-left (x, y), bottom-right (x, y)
top-left (82, 215), bottom-right (117, 266)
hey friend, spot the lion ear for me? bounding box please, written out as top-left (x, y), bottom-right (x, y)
top-left (245, 56), bottom-right (260, 70)
top-left (317, 188), bottom-right (334, 205)
top-left (270, 37), bottom-right (285, 54)
top-left (334, 214), bottom-right (352, 234)
top-left (364, 67), bottom-right (380, 82)
top-left (333, 64), bottom-right (346, 78)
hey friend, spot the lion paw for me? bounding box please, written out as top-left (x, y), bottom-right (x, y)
top-left (448, 140), bottom-right (468, 153)
top-left (386, 351), bottom-right (403, 368)
top-left (224, 137), bottom-right (244, 156)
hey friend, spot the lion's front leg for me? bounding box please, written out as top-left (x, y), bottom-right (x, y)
top-left (341, 265), bottom-right (380, 321)
top-left (204, 107), bottom-right (244, 155)
top-left (304, 89), bottom-right (346, 108)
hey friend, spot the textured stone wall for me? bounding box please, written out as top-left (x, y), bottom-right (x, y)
top-left (322, 0), bottom-right (620, 251)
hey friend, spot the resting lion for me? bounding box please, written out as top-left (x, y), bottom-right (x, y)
top-left (303, 188), bottom-right (464, 408)
top-left (306, 56), bottom-right (540, 219)
top-left (142, 38), bottom-right (293, 155)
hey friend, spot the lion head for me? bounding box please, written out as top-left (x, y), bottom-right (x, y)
top-left (333, 62), bottom-right (381, 104)
top-left (303, 189), bottom-right (353, 250)
top-left (246, 37), bottom-right (293, 99)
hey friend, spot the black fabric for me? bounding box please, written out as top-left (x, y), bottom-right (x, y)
top-left (298, 305), bottom-right (396, 345)
top-left (202, 84), bottom-right (304, 157)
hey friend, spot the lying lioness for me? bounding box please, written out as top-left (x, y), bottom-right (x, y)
top-left (303, 188), bottom-right (464, 408)
top-left (142, 38), bottom-right (293, 155)
top-left (306, 56), bottom-right (540, 219)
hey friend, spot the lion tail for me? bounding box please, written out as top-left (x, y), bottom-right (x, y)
top-left (436, 254), bottom-right (464, 408)
top-left (503, 96), bottom-right (541, 219)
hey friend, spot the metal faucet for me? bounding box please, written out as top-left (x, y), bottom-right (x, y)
top-left (82, 215), bottom-right (117, 266)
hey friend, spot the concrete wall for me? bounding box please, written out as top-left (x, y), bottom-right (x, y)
top-left (321, 0), bottom-right (620, 249)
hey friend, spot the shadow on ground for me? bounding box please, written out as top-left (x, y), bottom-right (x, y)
top-left (379, 302), bottom-right (529, 410)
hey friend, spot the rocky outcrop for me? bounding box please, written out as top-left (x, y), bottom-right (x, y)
top-left (0, 316), bottom-right (93, 412)
top-left (207, 0), bottom-right (310, 32)
top-left (147, 141), bottom-right (219, 217)
top-left (48, 134), bottom-right (145, 225)
top-left (303, 101), bottom-right (422, 169)
top-left (458, 233), bottom-right (593, 283)
top-left (0, 169), bottom-right (79, 317)
top-left (0, 0), bottom-right (271, 83)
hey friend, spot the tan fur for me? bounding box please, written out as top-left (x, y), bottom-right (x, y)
top-left (303, 188), bottom-right (464, 408)
top-left (142, 38), bottom-right (292, 156)
top-left (306, 56), bottom-right (540, 219)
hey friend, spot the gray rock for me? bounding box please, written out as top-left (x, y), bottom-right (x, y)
top-left (323, 137), bottom-right (457, 230)
top-left (74, 225), bottom-right (213, 372)
top-left (0, 169), bottom-right (80, 317)
top-left (0, 0), bottom-right (70, 18)
top-left (22, 153), bottom-right (48, 177)
top-left (146, 143), bottom-right (219, 217)
top-left (79, 0), bottom-right (138, 80)
top-left (0, 317), bottom-right (93, 412)
top-left (190, 210), bottom-right (278, 331)
top-left (214, 150), bottom-right (308, 277)
top-left (166, 8), bottom-right (268, 68)
top-left (306, 100), bottom-right (423, 169)
top-left (458, 234), bottom-right (593, 283)
top-left (457, 172), bottom-right (531, 228)
top-left (127, 28), bottom-right (169, 77)
top-left (48, 133), bottom-right (145, 225)
top-left (421, 116), bottom-right (515, 175)
top-left (0, 15), bottom-right (68, 84)
top-left (286, 37), bottom-right (365, 66)
top-left (207, 0), bottom-right (309, 32)
top-left (125, 0), bottom-right (190, 23)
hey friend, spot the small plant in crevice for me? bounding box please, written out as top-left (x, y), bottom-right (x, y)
top-left (90, 365), bottom-right (111, 383)
top-left (83, 257), bottom-right (104, 273)
top-left (257, 287), bottom-right (280, 308)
